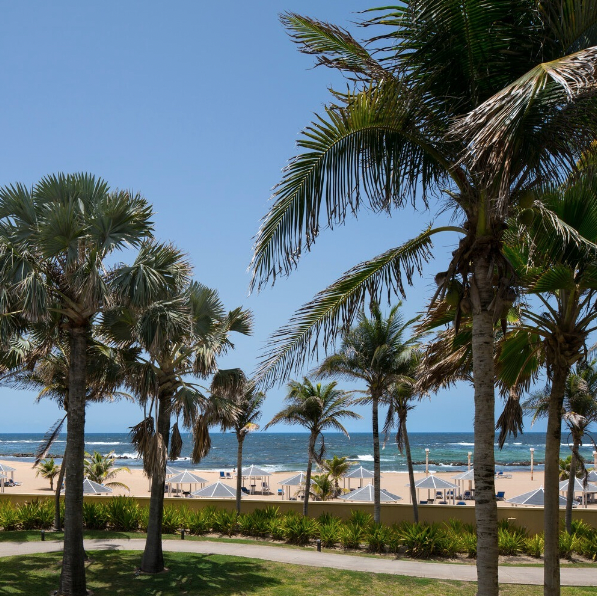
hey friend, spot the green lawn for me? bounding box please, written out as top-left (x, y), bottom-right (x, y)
top-left (0, 551), bottom-right (596, 596)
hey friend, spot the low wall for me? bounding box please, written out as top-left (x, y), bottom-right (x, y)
top-left (1, 493), bottom-right (596, 535)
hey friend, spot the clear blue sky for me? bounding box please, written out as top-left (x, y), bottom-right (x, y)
top-left (0, 1), bottom-right (547, 434)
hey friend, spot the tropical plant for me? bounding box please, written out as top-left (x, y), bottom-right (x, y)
top-left (35, 458), bottom-right (61, 491)
top-left (265, 378), bottom-right (359, 515)
top-left (211, 369), bottom-right (266, 514)
top-left (309, 473), bottom-right (334, 501)
top-left (83, 451), bottom-right (131, 491)
top-left (249, 7), bottom-right (597, 595)
top-left (316, 302), bottom-right (416, 523)
top-left (0, 173), bottom-right (156, 596)
top-left (108, 270), bottom-right (252, 574)
top-left (320, 455), bottom-right (351, 497)
top-left (105, 496), bottom-right (140, 532)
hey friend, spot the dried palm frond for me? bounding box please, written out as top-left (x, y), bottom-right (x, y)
top-left (143, 432), bottom-right (167, 480)
top-left (129, 417), bottom-right (154, 461)
top-left (34, 415), bottom-right (67, 467)
top-left (169, 422), bottom-right (183, 461)
top-left (496, 387), bottom-right (524, 449)
top-left (191, 415), bottom-right (211, 463)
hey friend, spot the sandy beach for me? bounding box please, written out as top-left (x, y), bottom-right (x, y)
top-left (2, 459), bottom-right (595, 509)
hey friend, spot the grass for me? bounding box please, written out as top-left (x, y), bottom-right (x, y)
top-left (0, 551), bottom-right (596, 596)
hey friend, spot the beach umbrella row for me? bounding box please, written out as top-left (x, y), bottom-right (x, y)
top-left (339, 483), bottom-right (401, 502)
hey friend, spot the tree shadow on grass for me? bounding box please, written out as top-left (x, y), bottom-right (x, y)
top-left (0, 551), bottom-right (282, 595)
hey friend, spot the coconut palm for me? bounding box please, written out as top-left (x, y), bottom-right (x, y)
top-left (250, 7), bottom-right (597, 594)
top-left (36, 458), bottom-right (61, 491)
top-left (316, 303), bottom-right (416, 523)
top-left (0, 173), bottom-right (160, 596)
top-left (107, 275), bottom-right (252, 574)
top-left (265, 378), bottom-right (359, 515)
top-left (310, 473), bottom-right (334, 501)
top-left (83, 451), bottom-right (131, 491)
top-left (211, 368), bottom-right (266, 514)
top-left (321, 455), bottom-right (351, 497)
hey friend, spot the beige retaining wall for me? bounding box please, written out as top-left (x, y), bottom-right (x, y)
top-left (1, 494), bottom-right (596, 535)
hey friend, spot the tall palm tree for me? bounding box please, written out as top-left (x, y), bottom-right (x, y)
top-left (265, 378), bottom-right (359, 515)
top-left (321, 455), bottom-right (351, 497)
top-left (523, 360), bottom-right (597, 534)
top-left (107, 274), bottom-right (252, 574)
top-left (0, 173), bottom-right (159, 596)
top-left (36, 458), bottom-right (61, 490)
top-left (316, 303), bottom-right (416, 523)
top-left (249, 7), bottom-right (597, 594)
top-left (211, 368), bottom-right (265, 514)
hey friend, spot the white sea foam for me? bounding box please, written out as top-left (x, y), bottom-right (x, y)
top-left (87, 442), bottom-right (123, 445)
top-left (449, 442), bottom-right (474, 446)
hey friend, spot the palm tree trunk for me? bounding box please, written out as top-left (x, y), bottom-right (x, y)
top-left (236, 433), bottom-right (244, 515)
top-left (54, 446), bottom-right (68, 531)
top-left (565, 439), bottom-right (579, 534)
top-left (59, 326), bottom-right (88, 596)
top-left (303, 432), bottom-right (316, 516)
top-left (471, 254), bottom-right (498, 596)
top-left (141, 395), bottom-right (171, 574)
top-left (544, 365), bottom-right (568, 596)
top-left (402, 418), bottom-right (418, 523)
top-left (372, 392), bottom-right (381, 524)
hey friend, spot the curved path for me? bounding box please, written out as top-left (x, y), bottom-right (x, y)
top-left (0, 538), bottom-right (594, 587)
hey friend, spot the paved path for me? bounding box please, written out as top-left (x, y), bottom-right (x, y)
top-left (0, 539), bottom-right (594, 587)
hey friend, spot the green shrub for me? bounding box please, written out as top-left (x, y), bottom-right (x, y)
top-left (105, 496), bottom-right (140, 531)
top-left (268, 516), bottom-right (286, 541)
top-left (387, 524), bottom-right (403, 554)
top-left (187, 509), bottom-right (211, 535)
top-left (17, 500), bottom-right (54, 530)
top-left (83, 502), bottom-right (108, 530)
top-left (366, 523), bottom-right (390, 553)
top-left (398, 522), bottom-right (447, 559)
top-left (283, 514), bottom-right (318, 545)
top-left (339, 522), bottom-right (363, 550)
top-left (498, 528), bottom-right (526, 556)
top-left (444, 519), bottom-right (475, 535)
top-left (319, 518), bottom-right (342, 548)
top-left (239, 509), bottom-right (275, 537)
top-left (570, 520), bottom-right (595, 540)
top-left (211, 510), bottom-right (237, 536)
top-left (459, 532), bottom-right (477, 558)
top-left (558, 531), bottom-right (576, 559)
top-left (524, 534), bottom-right (544, 558)
top-left (0, 502), bottom-right (20, 531)
top-left (162, 506), bottom-right (182, 534)
top-left (348, 510), bottom-right (373, 528)
top-left (576, 536), bottom-right (597, 561)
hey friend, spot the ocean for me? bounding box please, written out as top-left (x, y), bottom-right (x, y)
top-left (1, 432), bottom-right (594, 473)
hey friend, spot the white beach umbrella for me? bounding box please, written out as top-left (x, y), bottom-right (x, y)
top-left (339, 483), bottom-right (401, 502)
top-left (0, 463), bottom-right (16, 481)
top-left (166, 470), bottom-right (208, 496)
top-left (344, 466), bottom-right (375, 489)
top-left (558, 478), bottom-right (597, 493)
top-left (166, 466), bottom-right (178, 476)
top-left (241, 465), bottom-right (271, 493)
top-left (82, 478), bottom-right (112, 494)
top-left (587, 470), bottom-right (597, 483)
top-left (452, 469), bottom-right (475, 481)
top-left (507, 486), bottom-right (567, 507)
top-left (241, 465), bottom-right (271, 476)
top-left (409, 475), bottom-right (459, 504)
top-left (278, 472), bottom-right (312, 499)
top-left (191, 481), bottom-right (237, 498)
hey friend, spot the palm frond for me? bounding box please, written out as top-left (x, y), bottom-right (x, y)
top-left (33, 415), bottom-right (67, 467)
top-left (169, 422), bottom-right (183, 461)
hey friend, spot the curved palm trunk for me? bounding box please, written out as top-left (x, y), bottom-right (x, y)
top-left (565, 439), bottom-right (579, 534)
top-left (471, 255), bottom-right (498, 596)
top-left (372, 392), bottom-right (381, 524)
top-left (544, 366), bottom-right (568, 596)
top-left (303, 432), bottom-right (316, 516)
top-left (402, 418), bottom-right (418, 523)
top-left (235, 433), bottom-right (245, 515)
top-left (54, 449), bottom-right (68, 531)
top-left (141, 395), bottom-right (171, 574)
top-left (59, 327), bottom-right (88, 596)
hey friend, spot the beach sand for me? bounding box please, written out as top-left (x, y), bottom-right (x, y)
top-left (3, 459), bottom-right (594, 508)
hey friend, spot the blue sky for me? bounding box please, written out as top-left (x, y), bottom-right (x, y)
top-left (0, 1), bottom-right (547, 434)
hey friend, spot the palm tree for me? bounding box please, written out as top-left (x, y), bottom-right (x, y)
top-left (523, 360), bottom-right (597, 534)
top-left (310, 473), bottom-right (334, 501)
top-left (321, 455), bottom-right (351, 497)
top-left (84, 451), bottom-right (131, 490)
top-left (36, 458), bottom-right (61, 490)
top-left (249, 8), bottom-right (597, 594)
top-left (0, 173), bottom-right (159, 596)
top-left (265, 378), bottom-right (359, 515)
top-left (211, 369), bottom-right (266, 514)
top-left (316, 303), bottom-right (416, 523)
top-left (107, 274), bottom-right (252, 574)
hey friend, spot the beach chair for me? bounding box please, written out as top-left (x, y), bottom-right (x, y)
top-left (495, 491), bottom-right (505, 501)
top-left (226, 472), bottom-right (232, 478)
top-left (219, 471), bottom-right (225, 478)
top-left (241, 486), bottom-right (250, 495)
top-left (463, 490), bottom-right (472, 500)
top-left (439, 501), bottom-right (447, 504)
top-left (419, 500), bottom-right (428, 505)
top-left (436, 491), bottom-right (443, 498)
top-left (457, 501), bottom-right (466, 506)
top-left (427, 498), bottom-right (435, 504)
top-left (277, 489), bottom-right (284, 497)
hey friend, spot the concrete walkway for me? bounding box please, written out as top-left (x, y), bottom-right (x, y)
top-left (0, 539), bottom-right (594, 587)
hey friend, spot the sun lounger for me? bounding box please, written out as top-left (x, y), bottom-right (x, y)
top-left (419, 500), bottom-right (428, 505)
top-left (277, 489), bottom-right (284, 497)
top-left (219, 471), bottom-right (225, 478)
top-left (240, 486), bottom-right (250, 495)
top-left (226, 472), bottom-right (232, 478)
top-left (496, 491), bottom-right (506, 501)
top-left (457, 501), bottom-right (466, 505)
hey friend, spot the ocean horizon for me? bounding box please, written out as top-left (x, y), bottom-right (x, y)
top-left (1, 431), bottom-right (594, 474)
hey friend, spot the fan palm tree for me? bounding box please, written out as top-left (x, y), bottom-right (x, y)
top-left (382, 350), bottom-right (423, 523)
top-left (83, 451), bottom-right (130, 490)
top-left (320, 455), bottom-right (351, 497)
top-left (250, 7), bottom-right (597, 594)
top-left (106, 273), bottom-right (252, 574)
top-left (211, 368), bottom-right (266, 514)
top-left (265, 378), bottom-right (359, 515)
top-left (316, 303), bottom-right (416, 523)
top-left (0, 173), bottom-right (160, 596)
top-left (36, 458), bottom-right (61, 490)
